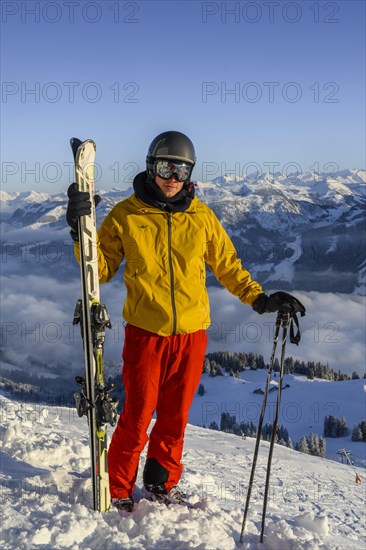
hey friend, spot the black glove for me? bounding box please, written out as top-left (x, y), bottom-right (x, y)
top-left (66, 183), bottom-right (101, 241)
top-left (252, 291), bottom-right (306, 316)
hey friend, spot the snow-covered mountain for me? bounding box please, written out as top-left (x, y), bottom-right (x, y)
top-left (0, 388), bottom-right (364, 549)
top-left (196, 169), bottom-right (365, 294)
top-left (2, 169), bottom-right (365, 293)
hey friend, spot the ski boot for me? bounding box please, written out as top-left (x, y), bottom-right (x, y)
top-left (144, 483), bottom-right (187, 505)
top-left (111, 496), bottom-right (134, 513)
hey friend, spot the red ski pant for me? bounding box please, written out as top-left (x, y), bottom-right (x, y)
top-left (108, 324), bottom-right (208, 499)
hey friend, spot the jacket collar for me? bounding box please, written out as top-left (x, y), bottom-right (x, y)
top-left (133, 171), bottom-right (195, 213)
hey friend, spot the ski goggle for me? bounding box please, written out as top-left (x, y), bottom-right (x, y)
top-left (154, 160), bottom-right (193, 182)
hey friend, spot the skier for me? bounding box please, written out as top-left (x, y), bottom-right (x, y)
top-left (66, 130), bottom-right (301, 512)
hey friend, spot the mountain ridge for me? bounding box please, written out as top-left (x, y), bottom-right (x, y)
top-left (1, 168), bottom-right (365, 294)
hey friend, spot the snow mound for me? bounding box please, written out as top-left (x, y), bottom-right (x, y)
top-left (0, 393), bottom-right (365, 549)
top-left (294, 511), bottom-right (329, 536)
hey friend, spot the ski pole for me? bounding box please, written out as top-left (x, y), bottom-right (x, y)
top-left (239, 310), bottom-right (282, 544)
top-left (260, 310), bottom-right (291, 542)
top-left (239, 298), bottom-right (305, 544)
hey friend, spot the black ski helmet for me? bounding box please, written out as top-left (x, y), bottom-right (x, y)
top-left (146, 131), bottom-right (196, 176)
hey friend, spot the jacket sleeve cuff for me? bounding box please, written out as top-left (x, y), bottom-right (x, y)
top-left (252, 293), bottom-right (268, 314)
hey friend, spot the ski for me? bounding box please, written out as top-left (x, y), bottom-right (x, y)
top-left (70, 137), bottom-right (118, 512)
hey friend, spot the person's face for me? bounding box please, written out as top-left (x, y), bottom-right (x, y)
top-left (155, 175), bottom-right (185, 198)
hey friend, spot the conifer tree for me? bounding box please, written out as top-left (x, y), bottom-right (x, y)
top-left (308, 433), bottom-right (320, 456)
top-left (351, 425), bottom-right (363, 442)
top-left (337, 417), bottom-right (348, 437)
top-left (203, 357), bottom-right (211, 373)
top-left (360, 420), bottom-right (366, 441)
top-left (299, 436), bottom-right (309, 454)
top-left (197, 383), bottom-right (205, 396)
top-left (318, 436), bottom-right (326, 457)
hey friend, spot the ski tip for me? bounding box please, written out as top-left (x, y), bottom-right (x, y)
top-left (70, 137), bottom-right (83, 158)
top-left (70, 137), bottom-right (96, 157)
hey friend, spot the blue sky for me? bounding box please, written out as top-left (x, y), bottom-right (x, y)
top-left (1, 0), bottom-right (365, 192)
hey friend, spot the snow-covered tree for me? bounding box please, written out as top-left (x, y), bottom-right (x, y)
top-left (324, 415), bottom-right (336, 437)
top-left (308, 433), bottom-right (319, 455)
top-left (203, 357), bottom-right (211, 373)
top-left (318, 436), bottom-right (326, 458)
top-left (299, 436), bottom-right (309, 454)
top-left (351, 426), bottom-right (363, 442)
top-left (284, 357), bottom-right (294, 374)
top-left (360, 420), bottom-right (366, 440)
top-left (352, 421), bottom-right (366, 442)
top-left (337, 417), bottom-right (348, 437)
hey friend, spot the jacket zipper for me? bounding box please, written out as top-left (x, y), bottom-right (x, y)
top-left (167, 213), bottom-right (177, 334)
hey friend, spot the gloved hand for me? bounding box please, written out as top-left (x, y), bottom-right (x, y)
top-left (66, 183), bottom-right (101, 241)
top-left (252, 291), bottom-right (306, 316)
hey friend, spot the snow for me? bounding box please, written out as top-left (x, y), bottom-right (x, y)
top-left (190, 372), bottom-right (366, 468)
top-left (262, 257), bottom-right (295, 284)
top-left (0, 392), bottom-right (365, 549)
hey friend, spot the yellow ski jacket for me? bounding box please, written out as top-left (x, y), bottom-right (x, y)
top-left (76, 193), bottom-right (263, 336)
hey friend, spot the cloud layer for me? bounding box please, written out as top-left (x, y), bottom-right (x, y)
top-left (1, 265), bottom-right (365, 383)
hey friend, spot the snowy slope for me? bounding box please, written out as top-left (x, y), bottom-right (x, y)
top-left (0, 393), bottom-right (365, 549)
top-left (189, 372), bottom-right (366, 468)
